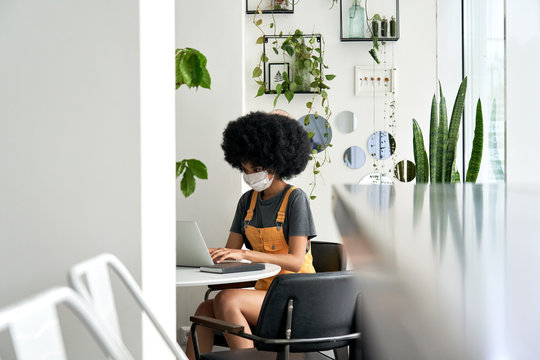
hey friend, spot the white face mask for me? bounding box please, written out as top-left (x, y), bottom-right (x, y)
top-left (243, 170), bottom-right (274, 192)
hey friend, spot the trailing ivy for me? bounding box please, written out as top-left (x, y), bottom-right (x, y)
top-left (251, 6), bottom-right (336, 200)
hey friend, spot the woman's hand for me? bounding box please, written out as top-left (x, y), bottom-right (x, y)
top-left (209, 247), bottom-right (246, 263)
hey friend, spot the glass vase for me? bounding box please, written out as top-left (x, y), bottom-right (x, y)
top-left (348, 0), bottom-right (365, 38)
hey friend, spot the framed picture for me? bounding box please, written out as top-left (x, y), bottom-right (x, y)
top-left (268, 63), bottom-right (289, 92)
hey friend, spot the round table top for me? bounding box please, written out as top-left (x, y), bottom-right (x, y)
top-left (176, 263), bottom-right (281, 287)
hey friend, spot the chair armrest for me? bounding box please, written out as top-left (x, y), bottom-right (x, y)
top-left (190, 315), bottom-right (244, 334)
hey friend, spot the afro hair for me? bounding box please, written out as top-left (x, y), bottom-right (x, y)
top-left (221, 111), bottom-right (311, 180)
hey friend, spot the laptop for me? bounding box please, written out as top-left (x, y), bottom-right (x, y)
top-left (176, 221), bottom-right (265, 273)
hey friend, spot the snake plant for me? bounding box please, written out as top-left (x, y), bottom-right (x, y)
top-left (412, 77), bottom-right (484, 184)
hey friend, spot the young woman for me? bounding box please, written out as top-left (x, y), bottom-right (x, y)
top-left (185, 111), bottom-right (317, 359)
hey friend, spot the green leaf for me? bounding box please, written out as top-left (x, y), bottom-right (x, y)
top-left (284, 90), bottom-right (294, 103)
top-left (465, 99), bottom-right (484, 182)
top-left (311, 149), bottom-right (318, 154)
top-left (175, 48), bottom-right (211, 90)
top-left (372, 14), bottom-right (383, 21)
top-left (325, 74), bottom-right (336, 81)
top-left (444, 77), bottom-right (468, 182)
top-left (180, 168), bottom-right (196, 197)
top-left (310, 195), bottom-right (317, 200)
top-left (256, 84), bottom-right (266, 97)
top-left (429, 94), bottom-right (438, 183)
top-left (252, 66), bottom-right (262, 78)
top-left (372, 36), bottom-right (379, 51)
top-left (412, 119), bottom-right (429, 183)
top-left (275, 83), bottom-right (283, 96)
top-left (186, 159), bottom-right (208, 179)
top-left (255, 19), bottom-right (262, 26)
top-left (308, 131), bottom-right (315, 139)
top-left (176, 160), bottom-right (186, 178)
top-left (306, 101), bottom-right (312, 108)
top-left (270, 22), bottom-right (274, 28)
top-left (436, 82), bottom-right (448, 182)
top-left (368, 49), bottom-right (380, 64)
top-left (273, 47), bottom-right (279, 55)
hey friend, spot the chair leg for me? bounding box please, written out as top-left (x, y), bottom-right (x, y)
top-left (334, 346), bottom-right (349, 360)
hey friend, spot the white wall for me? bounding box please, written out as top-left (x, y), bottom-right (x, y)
top-left (175, 0), bottom-right (245, 327)
top-left (506, 0), bottom-right (540, 185)
top-left (139, 0), bottom-right (177, 358)
top-left (0, 0), bottom-right (176, 358)
top-left (244, 0), bottom-right (438, 243)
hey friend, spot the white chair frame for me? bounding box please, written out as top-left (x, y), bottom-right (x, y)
top-left (68, 253), bottom-right (187, 360)
top-left (0, 287), bottom-right (133, 360)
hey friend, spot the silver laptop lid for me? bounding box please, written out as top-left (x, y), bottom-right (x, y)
top-left (176, 220), bottom-right (214, 267)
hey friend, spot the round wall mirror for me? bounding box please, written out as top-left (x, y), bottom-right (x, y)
top-left (367, 131), bottom-right (396, 160)
top-left (343, 146), bottom-right (366, 169)
top-left (394, 160), bottom-right (416, 182)
top-left (359, 173), bottom-right (394, 185)
top-left (298, 114), bottom-right (332, 153)
top-left (335, 111), bottom-right (358, 134)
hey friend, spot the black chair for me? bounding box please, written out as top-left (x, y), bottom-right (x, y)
top-left (191, 271), bottom-right (360, 360)
top-left (310, 241), bottom-right (346, 272)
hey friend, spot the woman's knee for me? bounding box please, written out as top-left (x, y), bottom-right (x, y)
top-left (195, 299), bottom-right (215, 317)
top-left (214, 289), bottom-right (242, 314)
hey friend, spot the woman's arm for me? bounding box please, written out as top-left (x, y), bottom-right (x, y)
top-left (209, 234), bottom-right (308, 272)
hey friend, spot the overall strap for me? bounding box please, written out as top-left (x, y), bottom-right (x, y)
top-left (243, 191), bottom-right (258, 230)
top-left (275, 186), bottom-right (298, 230)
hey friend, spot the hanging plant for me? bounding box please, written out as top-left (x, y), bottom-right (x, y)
top-left (175, 48), bottom-right (210, 197)
top-left (251, 8), bottom-right (336, 200)
top-left (365, 0), bottom-right (383, 64)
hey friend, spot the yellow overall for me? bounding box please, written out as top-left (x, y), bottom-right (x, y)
top-left (243, 186), bottom-right (315, 290)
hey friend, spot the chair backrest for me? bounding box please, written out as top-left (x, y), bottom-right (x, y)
top-left (254, 271), bottom-right (360, 353)
top-left (68, 253), bottom-right (188, 360)
top-left (0, 287), bottom-right (133, 360)
top-left (310, 241), bottom-right (347, 272)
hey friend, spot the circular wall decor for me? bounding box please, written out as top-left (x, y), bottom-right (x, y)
top-left (394, 160), bottom-right (416, 182)
top-left (335, 111), bottom-right (358, 134)
top-left (359, 173), bottom-right (394, 185)
top-left (367, 131), bottom-right (396, 160)
top-left (297, 114), bottom-right (332, 153)
top-left (343, 146), bottom-right (366, 169)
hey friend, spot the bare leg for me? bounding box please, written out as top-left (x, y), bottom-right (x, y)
top-left (213, 289), bottom-right (267, 349)
top-left (186, 299), bottom-right (215, 360)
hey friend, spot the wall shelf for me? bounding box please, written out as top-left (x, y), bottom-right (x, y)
top-left (262, 34), bottom-right (322, 94)
top-left (246, 0), bottom-right (294, 14)
top-left (339, 0), bottom-right (400, 42)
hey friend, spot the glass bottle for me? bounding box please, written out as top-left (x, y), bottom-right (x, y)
top-left (371, 19), bottom-right (379, 38)
top-left (390, 16), bottom-right (397, 37)
top-left (381, 17), bottom-right (388, 37)
top-left (348, 0), bottom-right (365, 38)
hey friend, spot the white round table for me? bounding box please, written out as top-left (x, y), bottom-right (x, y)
top-left (175, 263), bottom-right (281, 287)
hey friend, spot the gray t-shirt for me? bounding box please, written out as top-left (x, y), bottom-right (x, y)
top-left (230, 185), bottom-right (317, 249)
